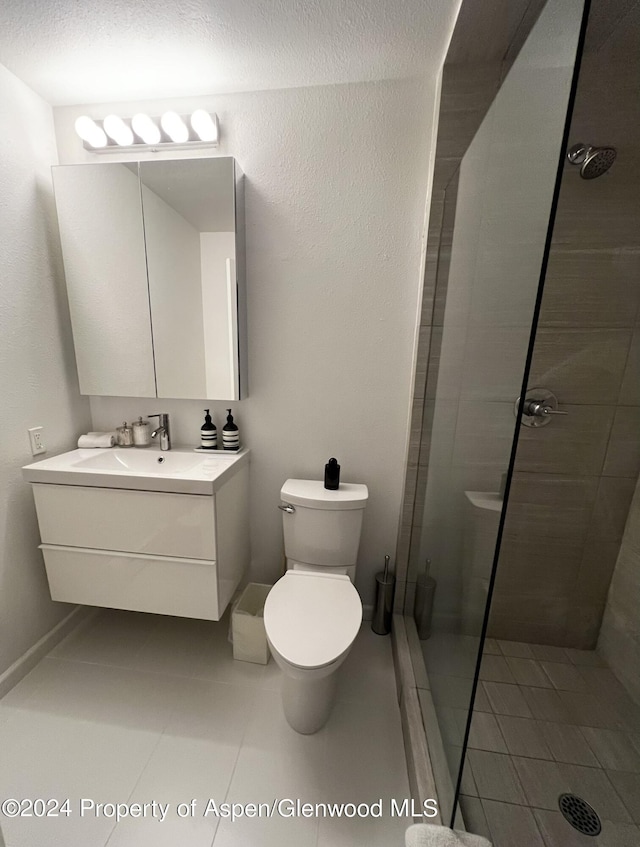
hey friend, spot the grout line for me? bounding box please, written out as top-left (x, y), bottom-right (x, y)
top-left (615, 324), bottom-right (636, 406)
top-left (103, 728), bottom-right (168, 846)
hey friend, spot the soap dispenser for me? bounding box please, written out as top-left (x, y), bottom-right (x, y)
top-left (324, 458), bottom-right (340, 490)
top-left (222, 409), bottom-right (240, 450)
top-left (200, 409), bottom-right (217, 449)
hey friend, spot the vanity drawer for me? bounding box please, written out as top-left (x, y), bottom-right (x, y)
top-left (40, 544), bottom-right (220, 620)
top-left (33, 483), bottom-right (215, 560)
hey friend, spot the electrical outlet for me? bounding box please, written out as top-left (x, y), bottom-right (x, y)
top-left (28, 426), bottom-right (46, 456)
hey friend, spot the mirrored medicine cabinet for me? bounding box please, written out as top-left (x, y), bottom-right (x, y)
top-left (52, 156), bottom-right (247, 400)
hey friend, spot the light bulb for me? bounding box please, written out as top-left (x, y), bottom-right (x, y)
top-left (74, 115), bottom-right (107, 148)
top-left (131, 113), bottom-right (161, 145)
top-left (160, 111), bottom-right (189, 143)
top-left (190, 110), bottom-right (218, 143)
top-left (103, 114), bottom-right (134, 146)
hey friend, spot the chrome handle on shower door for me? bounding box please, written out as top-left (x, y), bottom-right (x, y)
top-left (515, 389), bottom-right (568, 427)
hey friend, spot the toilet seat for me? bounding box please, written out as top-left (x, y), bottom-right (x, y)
top-left (264, 571), bottom-right (362, 670)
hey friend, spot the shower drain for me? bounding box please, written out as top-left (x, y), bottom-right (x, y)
top-left (558, 794), bottom-right (601, 836)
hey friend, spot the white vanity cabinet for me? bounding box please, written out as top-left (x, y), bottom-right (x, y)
top-left (30, 462), bottom-right (249, 621)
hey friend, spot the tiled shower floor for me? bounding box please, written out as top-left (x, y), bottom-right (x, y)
top-left (457, 639), bottom-right (640, 846)
top-left (0, 609), bottom-right (410, 847)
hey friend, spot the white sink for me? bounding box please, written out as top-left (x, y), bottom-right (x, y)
top-left (73, 449), bottom-right (203, 474)
top-left (23, 447), bottom-right (249, 495)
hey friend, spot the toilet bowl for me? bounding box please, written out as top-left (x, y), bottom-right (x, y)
top-left (265, 570), bottom-right (362, 733)
top-left (263, 478), bottom-right (368, 734)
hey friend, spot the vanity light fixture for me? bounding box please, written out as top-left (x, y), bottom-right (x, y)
top-left (103, 114), bottom-right (134, 146)
top-left (160, 111), bottom-right (189, 143)
top-left (131, 113), bottom-right (161, 145)
top-left (74, 116), bottom-right (107, 149)
top-left (74, 111), bottom-right (220, 152)
top-left (191, 109), bottom-right (219, 143)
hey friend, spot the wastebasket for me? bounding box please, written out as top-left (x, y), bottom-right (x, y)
top-left (231, 583), bottom-right (271, 664)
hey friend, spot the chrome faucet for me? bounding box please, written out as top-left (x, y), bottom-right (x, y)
top-left (148, 413), bottom-right (171, 450)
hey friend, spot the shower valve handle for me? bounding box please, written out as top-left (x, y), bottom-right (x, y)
top-left (525, 400), bottom-right (568, 417)
top-left (516, 389), bottom-right (567, 428)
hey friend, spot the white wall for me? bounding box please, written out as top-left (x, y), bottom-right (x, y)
top-left (0, 64), bottom-right (92, 675)
top-left (54, 78), bottom-right (435, 604)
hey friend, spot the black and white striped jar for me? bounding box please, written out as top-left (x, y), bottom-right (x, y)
top-left (201, 409), bottom-right (217, 449)
top-left (222, 408), bottom-right (240, 450)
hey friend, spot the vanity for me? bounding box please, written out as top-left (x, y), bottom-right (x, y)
top-left (22, 448), bottom-right (250, 620)
top-left (29, 156), bottom-right (250, 619)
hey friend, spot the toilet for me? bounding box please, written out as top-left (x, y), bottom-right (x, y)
top-left (264, 478), bottom-right (368, 734)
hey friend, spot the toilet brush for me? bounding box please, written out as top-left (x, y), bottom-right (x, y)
top-left (372, 554), bottom-right (395, 635)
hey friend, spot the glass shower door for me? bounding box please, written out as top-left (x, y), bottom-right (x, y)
top-left (407, 0), bottom-right (589, 826)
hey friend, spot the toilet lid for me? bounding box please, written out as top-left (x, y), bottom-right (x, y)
top-left (264, 571), bottom-right (362, 670)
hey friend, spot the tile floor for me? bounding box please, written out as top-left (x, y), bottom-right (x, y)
top-left (458, 639), bottom-right (640, 846)
top-left (0, 609), bottom-right (411, 847)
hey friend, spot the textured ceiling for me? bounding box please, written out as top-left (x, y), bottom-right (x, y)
top-left (0, 0), bottom-right (461, 106)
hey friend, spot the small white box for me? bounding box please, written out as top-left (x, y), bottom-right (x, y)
top-left (232, 583), bottom-right (272, 664)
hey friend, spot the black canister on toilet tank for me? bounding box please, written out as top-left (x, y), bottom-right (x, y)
top-left (324, 458), bottom-right (340, 490)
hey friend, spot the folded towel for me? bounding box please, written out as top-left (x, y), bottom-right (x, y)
top-left (405, 824), bottom-right (491, 847)
top-left (77, 432), bottom-right (116, 448)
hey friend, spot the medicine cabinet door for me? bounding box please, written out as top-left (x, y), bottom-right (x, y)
top-left (52, 163), bottom-right (156, 397)
top-left (139, 157), bottom-right (245, 400)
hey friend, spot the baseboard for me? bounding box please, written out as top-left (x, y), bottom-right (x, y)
top-left (0, 606), bottom-right (97, 700)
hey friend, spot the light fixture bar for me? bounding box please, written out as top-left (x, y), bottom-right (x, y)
top-left (84, 139), bottom-right (222, 154)
top-left (76, 112), bottom-right (220, 152)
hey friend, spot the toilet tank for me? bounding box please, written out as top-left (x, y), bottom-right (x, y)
top-left (280, 479), bottom-right (368, 569)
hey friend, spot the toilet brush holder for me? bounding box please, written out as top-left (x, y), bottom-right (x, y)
top-left (372, 555), bottom-right (395, 635)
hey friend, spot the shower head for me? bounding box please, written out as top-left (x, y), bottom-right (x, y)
top-left (567, 142), bottom-right (617, 179)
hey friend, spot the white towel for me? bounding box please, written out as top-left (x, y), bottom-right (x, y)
top-left (405, 824), bottom-right (491, 847)
top-left (77, 432), bottom-right (116, 448)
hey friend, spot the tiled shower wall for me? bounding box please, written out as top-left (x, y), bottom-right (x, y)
top-left (599, 473), bottom-right (640, 703)
top-left (489, 18), bottom-right (640, 648)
